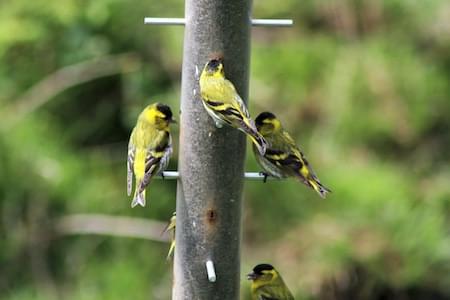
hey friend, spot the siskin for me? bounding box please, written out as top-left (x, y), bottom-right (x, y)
top-left (253, 112), bottom-right (331, 198)
top-left (127, 103), bottom-right (175, 207)
top-left (199, 58), bottom-right (267, 155)
top-left (247, 264), bottom-right (294, 300)
top-left (163, 212), bottom-right (176, 260)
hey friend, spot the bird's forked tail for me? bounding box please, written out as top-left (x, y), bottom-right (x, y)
top-left (237, 117), bottom-right (268, 155)
top-left (131, 183), bottom-right (146, 208)
top-left (243, 124), bottom-right (267, 155)
top-left (249, 131), bottom-right (268, 156)
top-left (308, 177), bottom-right (331, 199)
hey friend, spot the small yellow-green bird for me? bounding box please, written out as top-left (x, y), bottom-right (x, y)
top-left (199, 58), bottom-right (267, 155)
top-left (163, 211), bottom-right (176, 260)
top-left (254, 112), bottom-right (330, 198)
top-left (127, 103), bottom-right (175, 207)
top-left (247, 264), bottom-right (294, 300)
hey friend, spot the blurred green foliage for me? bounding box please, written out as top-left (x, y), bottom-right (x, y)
top-left (1, 0), bottom-right (449, 299)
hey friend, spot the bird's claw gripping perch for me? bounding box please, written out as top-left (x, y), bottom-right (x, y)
top-left (259, 172), bottom-right (269, 183)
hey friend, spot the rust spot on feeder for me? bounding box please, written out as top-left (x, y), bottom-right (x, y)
top-left (206, 209), bottom-right (217, 225)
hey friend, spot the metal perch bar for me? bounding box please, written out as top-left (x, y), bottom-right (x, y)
top-left (158, 171), bottom-right (276, 181)
top-left (144, 17), bottom-right (293, 27)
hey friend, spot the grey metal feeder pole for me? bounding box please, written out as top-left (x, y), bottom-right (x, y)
top-left (144, 2), bottom-right (292, 299)
top-left (173, 0), bottom-right (251, 299)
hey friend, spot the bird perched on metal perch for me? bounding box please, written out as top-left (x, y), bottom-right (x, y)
top-left (253, 112), bottom-right (331, 198)
top-left (127, 103), bottom-right (176, 207)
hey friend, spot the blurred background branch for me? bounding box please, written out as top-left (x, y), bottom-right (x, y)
top-left (55, 214), bottom-right (169, 242)
top-left (1, 53), bottom-right (140, 130)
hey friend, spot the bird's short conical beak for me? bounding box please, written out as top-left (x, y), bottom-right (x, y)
top-left (169, 118), bottom-right (177, 124)
top-left (247, 272), bottom-right (257, 280)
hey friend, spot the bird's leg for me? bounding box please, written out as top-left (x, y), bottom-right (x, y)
top-left (161, 172), bottom-right (165, 180)
top-left (259, 172), bottom-right (269, 183)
